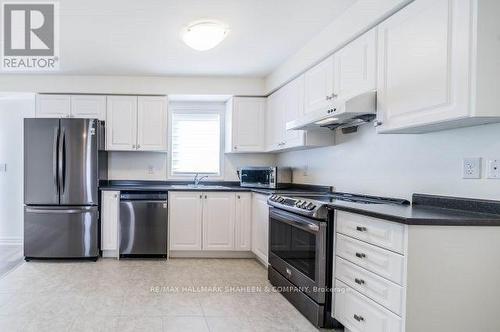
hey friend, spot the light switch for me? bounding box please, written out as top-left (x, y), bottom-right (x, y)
top-left (0, 163), bottom-right (6, 172)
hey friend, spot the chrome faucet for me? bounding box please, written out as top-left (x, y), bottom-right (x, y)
top-left (193, 173), bottom-right (209, 186)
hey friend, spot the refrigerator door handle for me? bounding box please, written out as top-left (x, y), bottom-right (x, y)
top-left (25, 206), bottom-right (96, 214)
top-left (58, 128), bottom-right (66, 195)
top-left (53, 126), bottom-right (60, 195)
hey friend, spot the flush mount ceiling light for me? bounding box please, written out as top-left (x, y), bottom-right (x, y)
top-left (181, 20), bottom-right (229, 51)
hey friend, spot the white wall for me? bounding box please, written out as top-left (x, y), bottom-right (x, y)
top-left (0, 93), bottom-right (36, 244)
top-left (265, 0), bottom-right (413, 93)
top-left (0, 75), bottom-right (265, 96)
top-left (108, 152), bottom-right (276, 182)
top-left (277, 123), bottom-right (500, 201)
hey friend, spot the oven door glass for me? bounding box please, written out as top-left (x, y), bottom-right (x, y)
top-left (240, 169), bottom-right (271, 186)
top-left (269, 210), bottom-right (318, 280)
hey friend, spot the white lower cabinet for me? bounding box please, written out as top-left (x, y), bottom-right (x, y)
top-left (235, 193), bottom-right (252, 251)
top-left (169, 192), bottom-right (203, 251)
top-left (202, 192), bottom-right (236, 250)
top-left (334, 211), bottom-right (407, 332)
top-left (101, 191), bottom-right (120, 257)
top-left (251, 193), bottom-right (269, 264)
top-left (169, 191), bottom-right (252, 252)
top-left (335, 280), bottom-right (402, 332)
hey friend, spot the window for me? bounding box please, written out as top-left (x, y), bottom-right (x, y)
top-left (169, 103), bottom-right (224, 176)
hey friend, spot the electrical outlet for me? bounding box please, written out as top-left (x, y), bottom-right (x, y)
top-left (147, 165), bottom-right (154, 175)
top-left (487, 159), bottom-right (500, 179)
top-left (463, 158), bottom-right (481, 179)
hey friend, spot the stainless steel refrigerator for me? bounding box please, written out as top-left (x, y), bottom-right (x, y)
top-left (24, 118), bottom-right (107, 260)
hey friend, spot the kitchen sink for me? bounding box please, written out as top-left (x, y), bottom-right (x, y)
top-left (169, 184), bottom-right (231, 190)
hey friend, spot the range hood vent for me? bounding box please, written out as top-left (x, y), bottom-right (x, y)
top-left (286, 90), bottom-right (377, 131)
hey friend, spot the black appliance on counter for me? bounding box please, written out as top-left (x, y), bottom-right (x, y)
top-left (266, 192), bottom-right (408, 328)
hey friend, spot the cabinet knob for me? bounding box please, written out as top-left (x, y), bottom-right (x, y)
top-left (205, 195), bottom-right (207, 199)
top-left (373, 121), bottom-right (383, 127)
top-left (354, 278), bottom-right (365, 285)
top-left (355, 252), bottom-right (366, 259)
top-left (199, 195), bottom-right (202, 199)
top-left (237, 195), bottom-right (240, 199)
top-left (234, 146), bottom-right (238, 150)
top-left (356, 226), bottom-right (367, 232)
top-left (353, 314), bottom-right (364, 322)
top-left (132, 144), bottom-right (136, 149)
top-left (114, 194), bottom-right (118, 198)
top-left (137, 144), bottom-right (141, 149)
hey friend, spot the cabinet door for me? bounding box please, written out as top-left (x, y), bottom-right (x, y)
top-left (251, 193), bottom-right (269, 264)
top-left (169, 192), bottom-right (203, 251)
top-left (231, 97), bottom-right (266, 152)
top-left (137, 96), bottom-right (168, 151)
top-left (36, 95), bottom-right (71, 118)
top-left (282, 76), bottom-right (305, 149)
top-left (202, 192), bottom-right (236, 251)
top-left (376, 0), bottom-right (471, 133)
top-left (235, 193), bottom-right (252, 251)
top-left (106, 96), bottom-right (138, 151)
top-left (101, 191), bottom-right (119, 252)
top-left (304, 55), bottom-right (334, 114)
top-left (334, 28), bottom-right (376, 99)
top-left (266, 90), bottom-right (285, 151)
top-left (265, 93), bottom-right (277, 151)
top-left (70, 95), bottom-right (106, 120)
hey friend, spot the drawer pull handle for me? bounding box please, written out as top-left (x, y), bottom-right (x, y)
top-left (354, 278), bottom-right (365, 285)
top-left (356, 226), bottom-right (367, 232)
top-left (355, 252), bottom-right (366, 259)
top-left (353, 314), bottom-right (365, 322)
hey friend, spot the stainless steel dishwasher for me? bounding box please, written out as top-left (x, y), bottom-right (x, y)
top-left (119, 192), bottom-right (168, 257)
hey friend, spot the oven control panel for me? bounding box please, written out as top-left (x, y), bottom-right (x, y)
top-left (269, 195), bottom-right (317, 211)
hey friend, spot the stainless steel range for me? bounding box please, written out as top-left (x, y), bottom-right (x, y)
top-left (266, 192), bottom-right (408, 328)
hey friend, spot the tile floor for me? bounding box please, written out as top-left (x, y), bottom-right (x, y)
top-left (0, 258), bottom-right (340, 331)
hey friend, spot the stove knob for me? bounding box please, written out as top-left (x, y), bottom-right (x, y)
top-left (300, 202), bottom-right (308, 209)
top-left (307, 203), bottom-right (316, 210)
top-left (278, 197), bottom-right (285, 203)
top-left (295, 200), bottom-right (302, 206)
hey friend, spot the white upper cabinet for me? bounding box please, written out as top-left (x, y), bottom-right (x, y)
top-left (334, 28), bottom-right (377, 99)
top-left (376, 0), bottom-right (500, 133)
top-left (266, 76), bottom-right (334, 152)
top-left (137, 96), bottom-right (168, 151)
top-left (202, 192), bottom-right (236, 251)
top-left (304, 55), bottom-right (335, 114)
top-left (235, 193), bottom-right (252, 251)
top-left (70, 95), bottom-right (106, 120)
top-left (106, 96), bottom-right (138, 151)
top-left (225, 97), bottom-right (266, 153)
top-left (36, 95), bottom-right (71, 118)
top-left (36, 94), bottom-right (106, 120)
top-left (106, 95), bottom-right (168, 151)
top-left (169, 192), bottom-right (203, 251)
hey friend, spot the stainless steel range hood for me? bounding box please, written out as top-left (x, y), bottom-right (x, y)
top-left (286, 90), bottom-right (377, 131)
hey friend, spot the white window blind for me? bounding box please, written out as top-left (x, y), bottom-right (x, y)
top-left (171, 112), bottom-right (221, 175)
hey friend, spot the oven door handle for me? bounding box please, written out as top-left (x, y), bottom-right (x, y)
top-left (270, 208), bottom-right (320, 233)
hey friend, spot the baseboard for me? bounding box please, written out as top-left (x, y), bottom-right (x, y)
top-left (0, 237), bottom-right (23, 246)
top-left (169, 250), bottom-right (255, 258)
top-left (101, 250), bottom-right (119, 259)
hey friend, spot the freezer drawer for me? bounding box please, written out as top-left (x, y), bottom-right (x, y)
top-left (120, 200), bottom-right (168, 256)
top-left (24, 206), bottom-right (98, 258)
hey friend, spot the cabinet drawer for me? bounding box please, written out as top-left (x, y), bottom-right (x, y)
top-left (336, 234), bottom-right (404, 285)
top-left (336, 211), bottom-right (405, 254)
top-left (335, 257), bottom-right (403, 316)
top-left (334, 280), bottom-right (402, 332)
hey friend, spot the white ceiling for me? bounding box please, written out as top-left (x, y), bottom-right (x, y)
top-left (55, 0), bottom-right (355, 77)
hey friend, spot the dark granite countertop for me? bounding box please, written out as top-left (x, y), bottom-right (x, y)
top-left (327, 193), bottom-right (500, 226)
top-left (99, 181), bottom-right (500, 226)
top-left (99, 180), bottom-right (332, 196)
